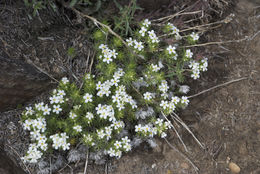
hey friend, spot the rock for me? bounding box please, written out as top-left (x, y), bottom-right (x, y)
top-left (0, 56), bottom-right (51, 112)
top-left (229, 162), bottom-right (241, 173)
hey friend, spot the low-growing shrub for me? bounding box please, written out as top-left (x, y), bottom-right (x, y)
top-left (21, 18), bottom-right (208, 164)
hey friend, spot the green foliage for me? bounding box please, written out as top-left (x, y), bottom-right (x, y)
top-left (113, 0), bottom-right (142, 36)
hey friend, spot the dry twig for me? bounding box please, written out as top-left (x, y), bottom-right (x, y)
top-left (83, 149), bottom-right (89, 174)
top-left (188, 77), bottom-right (248, 98)
top-left (171, 112), bottom-right (205, 149)
top-left (161, 111), bottom-right (188, 152)
top-left (164, 138), bottom-right (199, 173)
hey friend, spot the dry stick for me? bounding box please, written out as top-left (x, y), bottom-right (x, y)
top-left (188, 77), bottom-right (248, 98)
top-left (6, 144), bottom-right (32, 174)
top-left (83, 149), bottom-right (89, 174)
top-left (181, 36), bottom-right (250, 48)
top-left (152, 10), bottom-right (202, 22)
top-left (171, 113), bottom-right (205, 149)
top-left (161, 111), bottom-right (188, 152)
top-left (164, 138), bottom-right (199, 173)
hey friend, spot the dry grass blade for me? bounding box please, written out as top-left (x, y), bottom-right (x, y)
top-left (161, 111), bottom-right (188, 152)
top-left (164, 138), bottom-right (199, 173)
top-left (171, 112), bottom-right (205, 149)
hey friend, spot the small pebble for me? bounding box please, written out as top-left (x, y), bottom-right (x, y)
top-left (229, 162), bottom-right (240, 173)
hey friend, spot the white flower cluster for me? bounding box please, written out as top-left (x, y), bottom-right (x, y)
top-left (21, 144), bottom-right (43, 163)
top-left (189, 58), bottom-right (208, 79)
top-left (147, 30), bottom-right (159, 43)
top-left (97, 69), bottom-right (124, 97)
top-left (135, 118), bottom-right (171, 138)
top-left (107, 136), bottom-right (131, 158)
top-left (112, 85), bottom-right (137, 110)
top-left (99, 44), bottom-right (118, 64)
top-left (151, 61), bottom-right (163, 72)
top-left (185, 49), bottom-right (193, 59)
top-left (49, 89), bottom-right (66, 114)
top-left (158, 80), bottom-right (169, 99)
top-left (126, 37), bottom-right (144, 51)
top-left (96, 104), bottom-right (115, 121)
top-left (160, 96), bottom-right (189, 112)
top-left (22, 115), bottom-right (48, 162)
top-left (50, 133), bottom-right (70, 150)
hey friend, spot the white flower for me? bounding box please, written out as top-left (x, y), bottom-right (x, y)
top-left (61, 77), bottom-right (69, 84)
top-left (142, 19), bottom-right (151, 27)
top-left (114, 141), bottom-right (122, 149)
top-left (158, 81), bottom-right (169, 93)
top-left (122, 136), bottom-right (131, 144)
top-left (35, 102), bottom-right (44, 111)
top-left (151, 64), bottom-right (161, 72)
top-left (143, 92), bottom-right (153, 101)
top-left (23, 119), bottom-right (32, 130)
top-left (97, 129), bottom-right (105, 139)
top-left (167, 45), bottom-right (176, 55)
top-left (30, 130), bottom-right (40, 140)
top-left (38, 141), bottom-right (48, 151)
top-left (57, 90), bottom-right (65, 96)
top-left (139, 26), bottom-right (147, 37)
top-left (190, 32), bottom-right (199, 41)
top-left (73, 125), bottom-right (82, 132)
top-left (134, 41), bottom-right (144, 51)
top-left (185, 49), bottom-right (193, 58)
top-left (107, 148), bottom-right (116, 157)
top-left (168, 23), bottom-right (179, 34)
top-left (69, 112), bottom-right (77, 119)
top-left (191, 71), bottom-right (200, 79)
top-left (171, 96), bottom-right (180, 104)
top-left (50, 95), bottom-right (59, 104)
top-left (123, 144), bottom-right (132, 152)
top-left (86, 112), bottom-right (94, 121)
top-left (43, 105), bottom-right (51, 115)
top-left (135, 124), bottom-right (142, 132)
top-left (99, 44), bottom-right (107, 50)
top-left (181, 96), bottom-right (189, 105)
top-left (110, 49), bottom-right (118, 58)
top-left (103, 55), bottom-right (113, 64)
top-left (53, 105), bottom-right (62, 114)
top-left (25, 107), bottom-right (34, 115)
top-left (111, 78), bottom-right (119, 87)
top-left (160, 100), bottom-right (169, 110)
top-left (155, 118), bottom-right (163, 126)
top-left (126, 37), bottom-right (134, 46)
top-left (83, 93), bottom-right (93, 103)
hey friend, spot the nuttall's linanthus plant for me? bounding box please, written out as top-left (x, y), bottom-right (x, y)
top-left (21, 19), bottom-right (208, 164)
